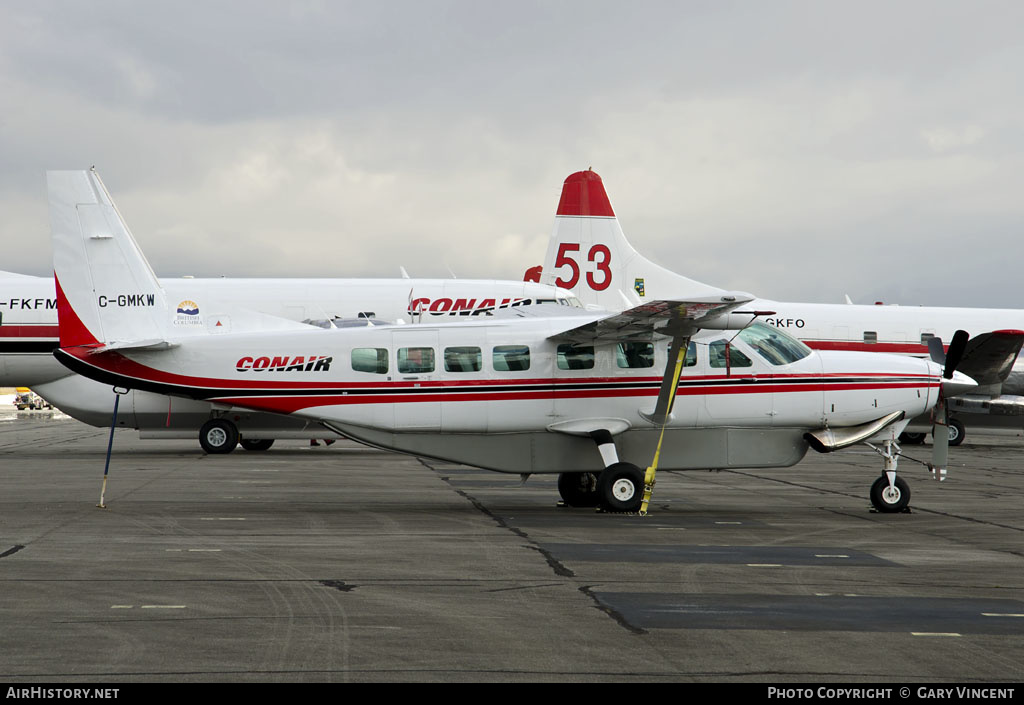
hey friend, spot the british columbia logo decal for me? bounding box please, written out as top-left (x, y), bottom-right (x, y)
top-left (174, 300), bottom-right (202, 326)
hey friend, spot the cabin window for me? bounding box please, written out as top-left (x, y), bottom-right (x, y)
top-left (398, 347), bottom-right (435, 374)
top-left (921, 332), bottom-right (935, 344)
top-left (863, 331), bottom-right (878, 344)
top-left (685, 341), bottom-right (698, 366)
top-left (665, 341), bottom-right (699, 366)
top-left (351, 347), bottom-right (388, 374)
top-left (493, 345), bottom-right (531, 371)
top-left (709, 340), bottom-right (752, 368)
top-left (444, 346), bottom-right (482, 372)
top-left (616, 342), bottom-right (655, 369)
top-left (557, 344), bottom-right (595, 370)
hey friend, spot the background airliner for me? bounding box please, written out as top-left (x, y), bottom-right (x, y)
top-left (535, 169), bottom-right (1024, 446)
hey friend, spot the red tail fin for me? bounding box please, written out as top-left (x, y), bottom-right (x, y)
top-left (556, 169), bottom-right (615, 217)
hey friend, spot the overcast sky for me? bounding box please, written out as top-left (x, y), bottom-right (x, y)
top-left (2, 1), bottom-right (1022, 307)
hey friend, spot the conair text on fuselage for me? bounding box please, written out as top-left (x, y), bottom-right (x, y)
top-left (236, 355), bottom-right (333, 373)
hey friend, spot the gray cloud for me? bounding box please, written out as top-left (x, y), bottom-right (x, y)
top-left (2, 1), bottom-right (1023, 307)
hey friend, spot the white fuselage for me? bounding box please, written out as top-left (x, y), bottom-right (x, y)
top-left (57, 315), bottom-right (944, 474)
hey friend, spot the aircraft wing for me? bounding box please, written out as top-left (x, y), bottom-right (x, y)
top-left (548, 294), bottom-right (755, 344)
top-left (955, 329), bottom-right (1024, 386)
top-left (548, 293), bottom-right (755, 425)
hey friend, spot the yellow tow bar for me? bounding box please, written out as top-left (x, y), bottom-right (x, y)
top-left (640, 344), bottom-right (687, 516)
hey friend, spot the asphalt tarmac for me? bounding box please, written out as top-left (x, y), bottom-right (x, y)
top-left (1, 412), bottom-right (1022, 683)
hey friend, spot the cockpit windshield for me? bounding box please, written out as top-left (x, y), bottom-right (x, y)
top-left (736, 323), bottom-right (812, 366)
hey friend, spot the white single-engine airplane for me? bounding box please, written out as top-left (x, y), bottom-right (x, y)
top-left (50, 169), bottom-right (976, 513)
top-left (534, 169), bottom-right (1024, 448)
top-left (1, 170), bottom-right (580, 452)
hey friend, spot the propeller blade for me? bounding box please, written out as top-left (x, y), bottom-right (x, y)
top-left (943, 329), bottom-right (970, 379)
top-left (927, 336), bottom-right (946, 366)
top-left (930, 397), bottom-right (949, 481)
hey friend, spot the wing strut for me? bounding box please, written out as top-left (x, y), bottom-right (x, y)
top-left (639, 335), bottom-right (690, 515)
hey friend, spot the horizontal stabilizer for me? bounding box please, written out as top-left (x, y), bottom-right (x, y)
top-left (87, 339), bottom-right (179, 354)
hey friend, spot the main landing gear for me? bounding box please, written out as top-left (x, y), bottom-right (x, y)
top-left (557, 464), bottom-right (646, 513)
top-left (198, 418), bottom-right (275, 454)
top-left (899, 418), bottom-right (965, 447)
top-left (200, 419), bottom-right (238, 454)
top-left (556, 430), bottom-right (646, 513)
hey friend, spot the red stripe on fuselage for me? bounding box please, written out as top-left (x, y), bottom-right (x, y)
top-left (65, 347), bottom-right (937, 394)
top-left (0, 325), bottom-right (60, 339)
top-left (804, 340), bottom-right (933, 355)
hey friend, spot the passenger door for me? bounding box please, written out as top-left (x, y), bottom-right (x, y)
top-left (392, 329), bottom-right (440, 430)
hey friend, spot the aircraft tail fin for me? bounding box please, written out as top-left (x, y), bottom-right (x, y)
top-left (954, 329), bottom-right (1024, 386)
top-left (541, 169), bottom-right (724, 311)
top-left (49, 169), bottom-right (169, 350)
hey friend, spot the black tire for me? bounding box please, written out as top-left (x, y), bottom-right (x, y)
top-left (557, 472), bottom-right (600, 507)
top-left (899, 432), bottom-right (926, 445)
top-left (240, 438), bottom-right (275, 452)
top-left (597, 462), bottom-right (646, 513)
top-left (199, 419), bottom-right (239, 454)
top-left (870, 475), bottom-right (911, 513)
top-left (948, 418), bottom-right (965, 446)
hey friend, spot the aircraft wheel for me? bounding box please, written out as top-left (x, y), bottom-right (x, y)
top-left (557, 472), bottom-right (600, 507)
top-left (948, 419), bottom-right (965, 446)
top-left (899, 432), bottom-right (926, 445)
top-left (199, 419), bottom-right (239, 454)
top-left (597, 462), bottom-right (645, 513)
top-left (240, 438), bottom-right (275, 452)
top-left (870, 475), bottom-right (910, 513)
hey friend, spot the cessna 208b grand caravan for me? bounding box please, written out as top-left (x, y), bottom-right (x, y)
top-left (536, 169), bottom-right (1024, 449)
top-left (0, 170), bottom-right (579, 452)
top-left (50, 169), bottom-right (975, 513)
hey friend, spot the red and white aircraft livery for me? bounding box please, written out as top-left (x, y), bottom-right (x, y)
top-left (50, 169), bottom-right (974, 513)
top-left (1, 170), bottom-right (579, 452)
top-left (537, 169), bottom-right (1024, 447)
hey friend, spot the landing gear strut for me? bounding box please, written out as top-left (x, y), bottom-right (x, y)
top-left (867, 434), bottom-right (911, 513)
